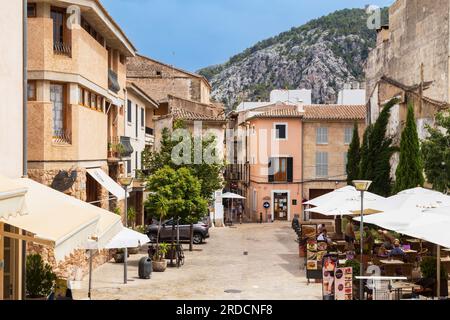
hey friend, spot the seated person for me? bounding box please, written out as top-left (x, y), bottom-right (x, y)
top-left (317, 229), bottom-right (333, 246)
top-left (378, 229), bottom-right (395, 250)
top-left (389, 239), bottom-right (405, 258)
top-left (291, 214), bottom-right (300, 230)
top-left (377, 245), bottom-right (389, 257)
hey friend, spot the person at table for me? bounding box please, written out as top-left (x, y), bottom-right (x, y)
top-left (318, 223), bottom-right (326, 235)
top-left (377, 245), bottom-right (389, 258)
top-left (344, 220), bottom-right (356, 251)
top-left (389, 239), bottom-right (405, 258)
top-left (317, 229), bottom-right (333, 246)
top-left (363, 226), bottom-right (374, 254)
top-left (378, 229), bottom-right (395, 250)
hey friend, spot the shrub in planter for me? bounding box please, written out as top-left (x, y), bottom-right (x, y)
top-left (26, 254), bottom-right (57, 299)
top-left (152, 243), bottom-right (169, 272)
top-left (420, 257), bottom-right (449, 297)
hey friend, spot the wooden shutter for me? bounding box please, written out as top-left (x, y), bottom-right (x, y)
top-left (268, 157), bottom-right (274, 183)
top-left (287, 157), bottom-right (293, 182)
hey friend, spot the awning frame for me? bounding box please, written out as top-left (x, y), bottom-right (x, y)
top-left (0, 222), bottom-right (54, 247)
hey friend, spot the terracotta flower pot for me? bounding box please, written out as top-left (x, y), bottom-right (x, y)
top-left (152, 260), bottom-right (167, 272)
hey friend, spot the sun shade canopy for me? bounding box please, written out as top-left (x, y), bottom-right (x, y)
top-left (86, 168), bottom-right (129, 200)
top-left (0, 175), bottom-right (28, 220)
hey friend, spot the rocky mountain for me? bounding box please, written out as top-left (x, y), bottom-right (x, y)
top-left (198, 8), bottom-right (388, 109)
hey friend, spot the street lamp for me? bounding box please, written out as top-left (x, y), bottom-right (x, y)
top-left (353, 180), bottom-right (372, 301)
top-left (118, 175), bottom-right (133, 284)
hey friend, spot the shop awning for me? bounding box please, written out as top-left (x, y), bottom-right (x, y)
top-left (86, 168), bottom-right (128, 200)
top-left (1, 179), bottom-right (102, 261)
top-left (0, 175), bottom-right (28, 220)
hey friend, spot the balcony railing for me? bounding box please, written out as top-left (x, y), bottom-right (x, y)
top-left (53, 129), bottom-right (71, 144)
top-left (53, 41), bottom-right (71, 56)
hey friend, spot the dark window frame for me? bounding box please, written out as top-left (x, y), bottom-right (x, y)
top-left (27, 3), bottom-right (37, 18)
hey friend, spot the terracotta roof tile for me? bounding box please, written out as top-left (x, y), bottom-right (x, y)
top-left (303, 105), bottom-right (366, 120)
top-left (172, 108), bottom-right (226, 122)
top-left (249, 108), bottom-right (304, 119)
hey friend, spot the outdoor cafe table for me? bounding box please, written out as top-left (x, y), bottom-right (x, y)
top-left (380, 259), bottom-right (405, 265)
top-left (391, 281), bottom-right (421, 300)
top-left (356, 276), bottom-right (408, 300)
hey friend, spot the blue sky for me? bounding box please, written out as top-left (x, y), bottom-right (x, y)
top-left (102, 0), bottom-right (393, 72)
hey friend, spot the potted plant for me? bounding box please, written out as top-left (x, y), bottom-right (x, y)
top-left (419, 257), bottom-right (449, 297)
top-left (152, 242), bottom-right (169, 272)
top-left (26, 254), bottom-right (57, 300)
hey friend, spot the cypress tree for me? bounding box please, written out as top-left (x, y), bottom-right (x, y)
top-left (346, 122), bottom-right (361, 184)
top-left (393, 103), bottom-right (424, 193)
top-left (359, 124), bottom-right (373, 179)
top-left (364, 98), bottom-right (399, 196)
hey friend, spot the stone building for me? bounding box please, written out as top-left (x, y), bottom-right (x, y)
top-left (227, 102), bottom-right (366, 225)
top-left (26, 0), bottom-right (136, 210)
top-left (366, 0), bottom-right (450, 175)
top-left (301, 105), bottom-right (366, 232)
top-left (127, 54), bottom-right (227, 161)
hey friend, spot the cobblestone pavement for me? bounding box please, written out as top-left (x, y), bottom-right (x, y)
top-left (72, 222), bottom-right (322, 300)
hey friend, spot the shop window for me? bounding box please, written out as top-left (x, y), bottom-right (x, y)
top-left (127, 100), bottom-right (132, 123)
top-left (27, 3), bottom-right (36, 18)
top-left (274, 123), bottom-right (287, 140)
top-left (316, 127), bottom-right (328, 145)
top-left (268, 157), bottom-right (293, 183)
top-left (27, 81), bottom-right (36, 101)
top-left (344, 127), bottom-right (353, 145)
top-left (316, 152), bottom-right (328, 177)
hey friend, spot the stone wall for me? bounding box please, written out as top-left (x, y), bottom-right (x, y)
top-left (366, 0), bottom-right (450, 104)
top-left (27, 243), bottom-right (113, 281)
top-left (27, 164), bottom-right (110, 209)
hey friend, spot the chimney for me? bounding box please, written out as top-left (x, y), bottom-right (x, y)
top-left (295, 98), bottom-right (304, 112)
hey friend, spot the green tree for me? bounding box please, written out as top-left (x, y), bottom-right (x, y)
top-left (421, 112), bottom-right (450, 193)
top-left (361, 98), bottom-right (399, 196)
top-left (346, 122), bottom-right (361, 184)
top-left (145, 166), bottom-right (209, 251)
top-left (144, 120), bottom-right (224, 201)
top-left (359, 124), bottom-right (373, 179)
top-left (145, 166), bottom-right (208, 226)
top-left (393, 104), bottom-right (425, 193)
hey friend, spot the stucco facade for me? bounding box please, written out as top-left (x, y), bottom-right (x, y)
top-left (0, 0), bottom-right (25, 301)
top-left (26, 0), bottom-right (135, 213)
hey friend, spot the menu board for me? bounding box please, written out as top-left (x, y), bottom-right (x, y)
top-left (334, 267), bottom-right (353, 301)
top-left (301, 224), bottom-right (317, 239)
top-left (307, 241), bottom-right (328, 269)
top-left (322, 254), bottom-right (339, 300)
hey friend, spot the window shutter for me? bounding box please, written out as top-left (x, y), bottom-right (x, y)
top-left (287, 157), bottom-right (293, 182)
top-left (268, 158), bottom-right (274, 183)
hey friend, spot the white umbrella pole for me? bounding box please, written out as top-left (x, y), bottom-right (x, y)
top-left (437, 245), bottom-right (441, 299)
top-left (88, 249), bottom-right (93, 299)
top-left (123, 185), bottom-right (128, 284)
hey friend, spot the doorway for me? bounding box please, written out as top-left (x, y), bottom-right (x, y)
top-left (273, 192), bottom-right (288, 221)
top-left (86, 173), bottom-right (100, 207)
top-left (1, 225), bottom-right (20, 300)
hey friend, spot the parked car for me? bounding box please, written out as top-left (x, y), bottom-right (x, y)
top-left (146, 218), bottom-right (210, 244)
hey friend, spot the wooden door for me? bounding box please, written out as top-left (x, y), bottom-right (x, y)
top-left (274, 193), bottom-right (288, 221)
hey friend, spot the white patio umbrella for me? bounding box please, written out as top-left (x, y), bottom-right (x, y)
top-left (354, 188), bottom-right (450, 230)
top-left (305, 191), bottom-right (386, 216)
top-left (85, 227), bottom-right (150, 299)
top-left (394, 206), bottom-right (450, 298)
top-left (222, 192), bottom-right (246, 225)
top-left (304, 186), bottom-right (357, 207)
top-left (105, 227), bottom-right (150, 249)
